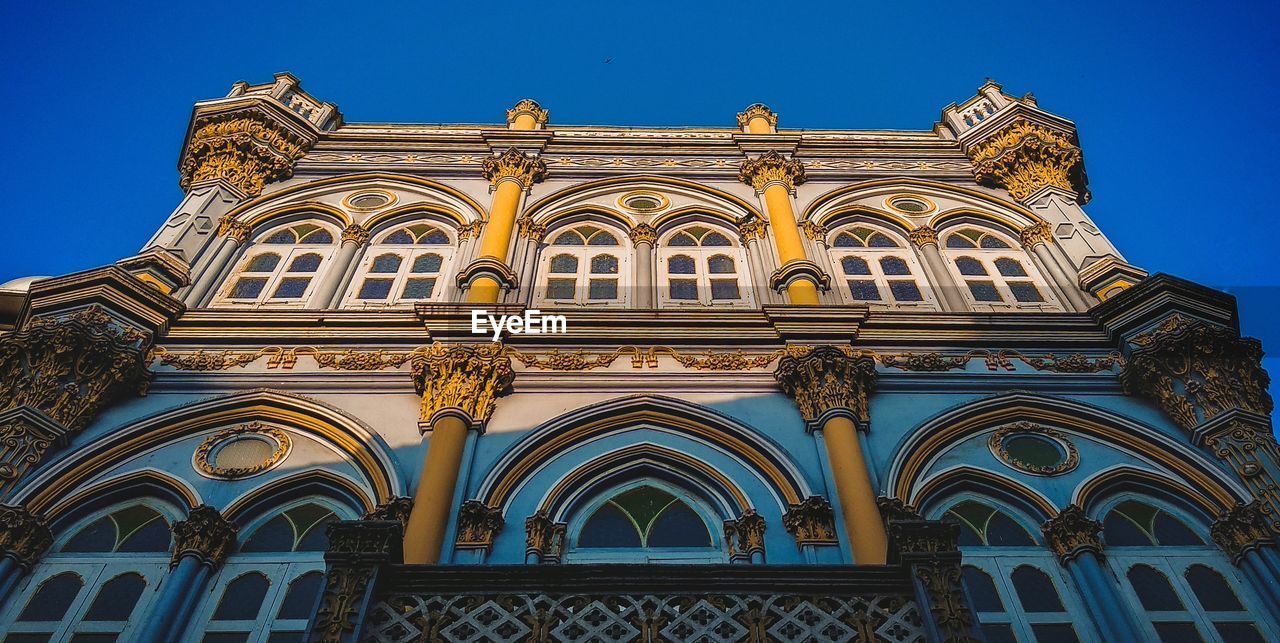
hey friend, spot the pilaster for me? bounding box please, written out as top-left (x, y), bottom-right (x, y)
top-left (525, 510), bottom-right (566, 564)
top-left (309, 520), bottom-right (403, 643)
top-left (887, 519), bottom-right (983, 642)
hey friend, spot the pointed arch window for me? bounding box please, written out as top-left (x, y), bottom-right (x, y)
top-left (829, 226), bottom-right (936, 309)
top-left (537, 224), bottom-right (630, 306)
top-left (567, 484), bottom-right (723, 563)
top-left (658, 225), bottom-right (751, 307)
top-left (219, 222), bottom-right (338, 307)
top-left (940, 227), bottom-right (1060, 311)
top-left (345, 223), bottom-right (454, 307)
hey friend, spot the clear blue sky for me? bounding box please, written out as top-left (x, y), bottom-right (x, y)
top-left (2, 1), bottom-right (1277, 408)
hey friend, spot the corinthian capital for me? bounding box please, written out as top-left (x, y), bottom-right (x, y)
top-left (180, 114), bottom-right (311, 197)
top-left (774, 345), bottom-right (876, 428)
top-left (525, 510), bottom-right (566, 563)
top-left (724, 509), bottom-right (767, 561)
top-left (783, 496), bottom-right (837, 545)
top-left (0, 505), bottom-right (52, 569)
top-left (1211, 502), bottom-right (1274, 563)
top-left (217, 218), bottom-right (253, 244)
top-left (1041, 505), bottom-right (1103, 564)
top-left (967, 120), bottom-right (1085, 202)
top-left (506, 99), bottom-right (549, 129)
top-left (908, 226), bottom-right (939, 248)
top-left (739, 151), bottom-right (806, 193)
top-left (482, 147), bottom-right (547, 190)
top-left (454, 500), bottom-right (504, 552)
top-left (411, 343), bottom-right (514, 429)
top-left (340, 224), bottom-right (371, 246)
top-left (628, 223), bottom-right (657, 246)
top-left (171, 505), bottom-right (238, 569)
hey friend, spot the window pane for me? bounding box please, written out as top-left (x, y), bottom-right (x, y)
top-left (946, 235), bottom-right (976, 248)
top-left (1153, 513), bottom-right (1203, 546)
top-left (848, 280), bottom-right (880, 301)
top-left (841, 256), bottom-right (871, 275)
top-left (69, 635), bottom-right (118, 643)
top-left (588, 279), bottom-right (617, 300)
top-left (588, 231), bottom-right (619, 246)
top-left (1185, 565), bottom-right (1243, 611)
top-left (370, 254), bottom-right (402, 273)
top-left (277, 572), bottom-right (324, 620)
top-left (115, 506), bottom-right (168, 552)
top-left (247, 254), bottom-right (281, 272)
top-left (412, 254), bottom-right (443, 273)
top-left (242, 514), bottom-right (294, 552)
top-left (384, 230), bottom-right (414, 244)
top-left (667, 255), bottom-right (696, 274)
top-left (231, 278), bottom-right (267, 299)
top-left (421, 229), bottom-right (449, 244)
top-left (669, 279), bottom-right (698, 300)
top-left (265, 230), bottom-right (295, 244)
top-left (213, 573), bottom-right (270, 620)
top-left (967, 281), bottom-right (1002, 302)
top-left (955, 257), bottom-right (987, 275)
top-left (6, 634), bottom-right (54, 643)
top-left (1153, 622), bottom-right (1204, 643)
top-left (888, 281), bottom-right (923, 302)
top-left (590, 254), bottom-right (618, 274)
top-left (272, 277), bottom-right (311, 299)
top-left (62, 516), bottom-right (118, 552)
top-left (962, 566), bottom-right (1004, 612)
top-left (299, 230), bottom-right (333, 244)
top-left (579, 503), bottom-right (642, 548)
top-left (710, 279), bottom-right (740, 300)
top-left (1030, 624), bottom-right (1080, 643)
top-left (287, 254), bottom-right (322, 272)
top-left (985, 513), bottom-right (1035, 546)
top-left (667, 233), bottom-right (696, 247)
top-left (834, 233), bottom-right (862, 248)
top-left (994, 258), bottom-right (1028, 277)
top-left (702, 232), bottom-right (731, 247)
top-left (1011, 566), bottom-right (1065, 612)
top-left (550, 254), bottom-right (578, 273)
top-left (266, 633), bottom-right (304, 643)
top-left (84, 573), bottom-right (146, 621)
top-left (546, 278), bottom-right (576, 300)
top-left (202, 634), bottom-right (251, 643)
top-left (357, 279), bottom-right (394, 300)
top-left (1104, 511), bottom-right (1155, 546)
top-left (980, 624), bottom-right (1017, 643)
top-left (1128, 565), bottom-right (1185, 611)
top-left (18, 573), bottom-right (82, 621)
top-left (402, 278), bottom-right (436, 300)
top-left (980, 235), bottom-right (1011, 249)
top-left (707, 255), bottom-right (736, 274)
top-left (1009, 282), bottom-right (1045, 303)
top-left (553, 231), bottom-right (584, 245)
top-left (879, 257), bottom-right (910, 275)
top-left (648, 501), bottom-right (711, 547)
top-left (1214, 623), bottom-right (1265, 643)
top-left (867, 233), bottom-right (897, 248)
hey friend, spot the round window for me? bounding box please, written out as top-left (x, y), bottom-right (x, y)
top-left (618, 191), bottom-right (669, 213)
top-left (886, 195), bottom-right (936, 214)
top-left (988, 421), bottom-right (1078, 475)
top-left (343, 190), bottom-right (397, 211)
top-left (1002, 434), bottom-right (1065, 468)
top-left (212, 436), bottom-right (276, 470)
top-left (628, 197), bottom-right (660, 210)
top-left (195, 423), bottom-right (291, 479)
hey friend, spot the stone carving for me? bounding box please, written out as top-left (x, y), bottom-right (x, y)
top-left (516, 217), bottom-right (544, 241)
top-left (506, 99), bottom-right (549, 127)
top-left (411, 343), bottom-right (514, 426)
top-left (170, 505), bottom-right (238, 569)
top-left (454, 500), bottom-right (504, 551)
top-left (737, 217), bottom-right (767, 243)
top-left (1200, 415), bottom-right (1280, 533)
top-left (458, 220), bottom-right (485, 241)
top-left (0, 409), bottom-right (67, 497)
top-left (363, 497), bottom-right (413, 526)
top-left (801, 220), bottom-right (827, 242)
top-left (482, 147), bottom-right (547, 189)
top-left (216, 218), bottom-right (253, 244)
top-left (889, 520), bottom-right (980, 642)
top-left (340, 224), bottom-right (371, 246)
top-left (968, 120), bottom-right (1084, 201)
top-left (775, 345), bottom-right (877, 426)
top-left (1041, 504), bottom-right (1104, 563)
top-left (180, 114), bottom-right (309, 196)
top-left (1211, 501), bottom-right (1274, 563)
top-left (739, 151), bottom-right (806, 192)
top-left (1018, 221), bottom-right (1053, 248)
top-left (736, 103), bottom-right (778, 129)
top-left (877, 497), bottom-right (923, 524)
top-left (724, 509), bottom-right (767, 561)
top-left (0, 505), bottom-right (52, 569)
top-left (908, 226), bottom-right (938, 248)
top-left (627, 223), bottom-right (657, 246)
top-left (525, 510), bottom-right (566, 563)
top-left (783, 496), bottom-right (838, 545)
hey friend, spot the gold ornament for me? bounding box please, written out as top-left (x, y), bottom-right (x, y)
top-left (525, 510), bottom-right (566, 563)
top-left (908, 226), bottom-right (938, 248)
top-left (411, 343), bottom-right (514, 426)
top-left (193, 422), bottom-right (291, 479)
top-left (783, 496), bottom-right (837, 544)
top-left (801, 220), bottom-right (827, 242)
top-left (1041, 505), bottom-right (1104, 563)
top-left (774, 346), bottom-right (877, 426)
top-left (628, 223), bottom-right (657, 246)
top-left (482, 147), bottom-right (547, 189)
top-left (1211, 502), bottom-right (1273, 563)
top-left (736, 103), bottom-right (778, 129)
top-left (180, 114), bottom-right (309, 196)
top-left (0, 505), bottom-right (51, 569)
top-left (988, 421), bottom-right (1079, 476)
top-left (454, 500), bottom-right (504, 551)
top-left (739, 151), bottom-right (806, 192)
top-left (217, 218), bottom-right (253, 244)
top-left (340, 224), bottom-right (371, 246)
top-left (506, 99), bottom-right (549, 127)
top-left (458, 220), bottom-right (485, 241)
top-left (724, 509), bottom-right (767, 561)
top-left (737, 218), bottom-right (767, 243)
top-left (968, 120), bottom-right (1084, 201)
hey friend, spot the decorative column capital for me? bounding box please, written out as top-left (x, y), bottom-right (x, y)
top-left (411, 343), bottom-right (514, 430)
top-left (506, 99), bottom-right (549, 129)
top-left (311, 520), bottom-right (403, 642)
top-left (888, 519), bottom-right (960, 558)
top-left (516, 217), bottom-right (544, 242)
top-left (1121, 315), bottom-right (1273, 431)
top-left (801, 220), bottom-right (827, 242)
top-left (216, 218), bottom-right (253, 244)
top-left (0, 505), bottom-right (52, 570)
top-left (1042, 504), bottom-right (1104, 564)
top-left (171, 505), bottom-right (238, 569)
top-left (908, 226), bottom-right (939, 248)
top-left (458, 220), bottom-right (485, 242)
top-left (525, 510), bottom-right (566, 563)
top-left (877, 497), bottom-right (924, 524)
top-left (783, 496), bottom-right (837, 545)
top-left (454, 500), bottom-right (504, 552)
top-left (724, 509), bottom-right (767, 561)
top-left (737, 217), bottom-right (767, 244)
top-left (739, 151), bottom-right (806, 193)
top-left (628, 223), bottom-right (657, 246)
top-left (1211, 501), bottom-right (1274, 564)
top-left (1019, 221), bottom-right (1053, 249)
top-left (482, 147), bottom-right (547, 190)
top-left (362, 497), bottom-right (413, 527)
top-left (736, 103), bottom-right (778, 131)
top-left (967, 119), bottom-right (1086, 202)
top-left (340, 224), bottom-right (371, 246)
top-left (774, 345), bottom-right (877, 429)
top-left (179, 113), bottom-right (311, 197)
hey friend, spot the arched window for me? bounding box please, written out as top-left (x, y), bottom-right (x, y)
top-left (344, 223), bottom-right (454, 306)
top-left (941, 499), bottom-right (1091, 641)
top-left (1102, 499), bottom-right (1274, 641)
top-left (658, 225), bottom-right (751, 307)
top-left (940, 227), bottom-right (1060, 311)
top-left (566, 483), bottom-right (723, 563)
top-left (189, 499), bottom-right (350, 641)
top-left (828, 226), bottom-right (936, 309)
top-left (0, 502), bottom-right (174, 640)
top-left (218, 222), bottom-right (338, 306)
top-left (536, 224), bottom-right (629, 306)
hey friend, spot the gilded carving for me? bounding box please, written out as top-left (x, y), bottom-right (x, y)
top-left (193, 422), bottom-right (291, 479)
top-left (736, 103), bottom-right (778, 129)
top-left (458, 220), bottom-right (485, 241)
top-left (737, 217), bottom-right (767, 244)
top-left (340, 224), bottom-right (371, 246)
top-left (1019, 221), bottom-right (1053, 248)
top-left (311, 349), bottom-right (413, 371)
top-left (628, 223), bottom-right (657, 246)
top-left (1211, 501), bottom-right (1274, 563)
top-left (1200, 417), bottom-right (1280, 533)
top-left (774, 345), bottom-right (877, 426)
top-left (216, 218), bottom-right (253, 244)
top-left (878, 352), bottom-right (965, 372)
top-left (363, 497), bottom-right (413, 526)
top-left (738, 151), bottom-right (806, 192)
top-left (506, 347), bottom-right (622, 371)
top-left (1041, 504), bottom-right (1104, 563)
top-left (908, 226), bottom-right (938, 248)
top-left (0, 505), bottom-right (52, 569)
top-left (171, 505), bottom-right (238, 569)
top-left (1021, 352), bottom-right (1120, 373)
top-left (411, 343), bottom-right (514, 426)
top-left (783, 496), bottom-right (838, 545)
top-left (877, 497), bottom-right (923, 524)
top-left (801, 220), bottom-right (827, 242)
top-left (724, 509), bottom-right (766, 561)
top-left (455, 500), bottom-right (504, 551)
top-left (0, 306), bottom-right (152, 432)
top-left (482, 147), bottom-right (547, 189)
top-left (525, 510), bottom-right (566, 563)
top-left (506, 99), bottom-right (549, 127)
top-left (0, 410), bottom-right (66, 497)
top-left (516, 217), bottom-right (544, 241)
top-left (153, 348), bottom-right (259, 371)
top-left (988, 421), bottom-right (1079, 476)
top-left (180, 114), bottom-right (309, 196)
top-left (968, 120), bottom-right (1084, 201)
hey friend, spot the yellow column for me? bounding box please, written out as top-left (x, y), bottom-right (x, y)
top-left (775, 346), bottom-right (887, 563)
top-left (403, 344), bottom-right (514, 564)
top-left (739, 150), bottom-right (822, 304)
top-left (465, 146), bottom-right (547, 304)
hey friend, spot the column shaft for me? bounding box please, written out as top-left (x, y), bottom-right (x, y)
top-left (137, 556), bottom-right (203, 643)
top-left (468, 180), bottom-right (523, 304)
top-left (404, 415), bottom-right (470, 564)
top-left (1029, 243), bottom-right (1089, 310)
top-left (762, 184), bottom-right (819, 304)
top-left (0, 558), bottom-right (19, 608)
top-left (1066, 552), bottom-right (1144, 641)
top-left (916, 243), bottom-right (968, 311)
top-left (821, 416), bottom-right (886, 564)
top-left (309, 240), bottom-right (362, 309)
top-left (634, 240), bottom-right (655, 308)
top-left (184, 237), bottom-right (240, 306)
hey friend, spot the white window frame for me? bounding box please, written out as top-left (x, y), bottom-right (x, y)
top-left (215, 225), bottom-right (338, 309)
top-left (657, 230), bottom-right (753, 308)
top-left (344, 245), bottom-right (455, 308)
top-left (535, 226), bottom-right (631, 307)
top-left (186, 558), bottom-right (325, 642)
top-left (940, 229), bottom-right (1061, 312)
top-left (828, 227), bottom-right (938, 310)
top-left (0, 557), bottom-right (168, 640)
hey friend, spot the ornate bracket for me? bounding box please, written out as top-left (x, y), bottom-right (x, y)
top-left (1211, 501), bottom-right (1275, 564)
top-left (180, 113), bottom-right (311, 197)
top-left (362, 497), bottom-right (413, 527)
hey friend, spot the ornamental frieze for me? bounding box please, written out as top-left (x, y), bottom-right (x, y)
top-left (180, 114), bottom-right (310, 196)
top-left (300, 151), bottom-right (973, 173)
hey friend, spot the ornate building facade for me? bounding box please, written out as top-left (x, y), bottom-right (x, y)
top-left (0, 74), bottom-right (1275, 642)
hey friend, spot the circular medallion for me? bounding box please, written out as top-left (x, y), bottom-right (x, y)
top-left (988, 421), bottom-right (1078, 476)
top-left (194, 422), bottom-right (291, 480)
top-left (885, 194), bottom-right (936, 215)
top-left (617, 191), bottom-right (670, 213)
top-left (342, 190), bottom-right (398, 212)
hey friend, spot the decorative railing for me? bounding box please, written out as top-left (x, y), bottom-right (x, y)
top-left (361, 565), bottom-right (925, 643)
